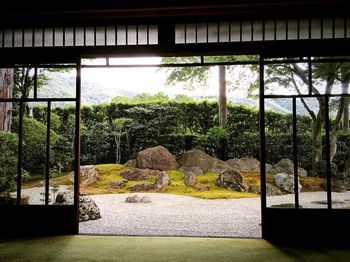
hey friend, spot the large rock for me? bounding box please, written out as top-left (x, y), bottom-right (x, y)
top-left (129, 183), bottom-right (155, 192)
top-left (180, 166), bottom-right (204, 176)
top-left (274, 173), bottom-right (302, 193)
top-left (184, 172), bottom-right (196, 186)
top-left (55, 192), bottom-right (101, 222)
top-left (154, 172), bottom-right (170, 190)
top-left (226, 157), bottom-right (260, 173)
top-left (125, 195), bottom-right (152, 203)
top-left (275, 158), bottom-right (307, 177)
top-left (119, 168), bottom-right (150, 181)
top-left (107, 180), bottom-right (127, 189)
top-left (217, 169), bottom-right (248, 192)
top-left (70, 165), bottom-right (98, 187)
top-left (136, 146), bottom-right (179, 170)
top-left (177, 149), bottom-right (231, 172)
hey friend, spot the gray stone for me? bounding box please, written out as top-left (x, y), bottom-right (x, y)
top-left (136, 146), bottom-right (179, 170)
top-left (124, 159), bottom-right (137, 168)
top-left (119, 168), bottom-right (150, 181)
top-left (107, 180), bottom-right (127, 189)
top-left (217, 169), bottom-right (248, 192)
top-left (125, 195), bottom-right (152, 203)
top-left (184, 172), bottom-right (196, 186)
top-left (226, 157), bottom-right (260, 173)
top-left (266, 184), bottom-right (283, 196)
top-left (180, 166), bottom-right (203, 176)
top-left (129, 183), bottom-right (154, 192)
top-left (70, 165), bottom-right (98, 187)
top-left (55, 191), bottom-right (101, 222)
top-left (178, 149), bottom-right (231, 172)
top-left (154, 172), bottom-right (170, 190)
top-left (274, 158), bottom-right (307, 177)
top-left (274, 173), bottom-right (302, 193)
top-left (266, 164), bottom-right (278, 175)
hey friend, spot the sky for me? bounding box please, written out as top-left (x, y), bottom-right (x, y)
top-left (81, 57), bottom-right (252, 99)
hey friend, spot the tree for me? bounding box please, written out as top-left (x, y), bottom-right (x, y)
top-left (263, 58), bottom-right (350, 174)
top-left (111, 118), bottom-right (131, 164)
top-left (161, 56), bottom-right (257, 128)
top-left (0, 68), bottom-right (13, 132)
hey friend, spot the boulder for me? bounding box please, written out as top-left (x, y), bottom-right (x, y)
top-left (266, 164), bottom-right (278, 175)
top-left (177, 149), bottom-right (231, 172)
top-left (125, 195), bottom-right (152, 203)
top-left (136, 146), bottom-right (179, 170)
top-left (266, 184), bottom-right (283, 196)
top-left (55, 192), bottom-right (101, 222)
top-left (217, 169), bottom-right (248, 192)
top-left (180, 166), bottom-right (203, 176)
top-left (70, 165), bottom-right (98, 187)
top-left (107, 180), bottom-right (127, 189)
top-left (154, 172), bottom-right (170, 190)
top-left (184, 172), bottom-right (196, 186)
top-left (226, 157), bottom-right (260, 173)
top-left (124, 159), bottom-right (137, 168)
top-left (130, 183), bottom-right (154, 192)
top-left (275, 158), bottom-right (307, 177)
top-left (119, 168), bottom-right (150, 181)
top-left (274, 173), bottom-right (302, 193)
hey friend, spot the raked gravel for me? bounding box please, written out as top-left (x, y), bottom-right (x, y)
top-left (20, 188), bottom-right (350, 238)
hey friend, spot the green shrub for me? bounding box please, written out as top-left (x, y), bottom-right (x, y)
top-left (0, 132), bottom-right (18, 194)
top-left (315, 160), bottom-right (339, 178)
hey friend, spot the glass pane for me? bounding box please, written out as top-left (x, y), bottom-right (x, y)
top-left (265, 98), bottom-right (296, 208)
top-left (264, 60), bottom-right (309, 95)
top-left (95, 26), bottom-right (105, 46)
top-left (85, 27), bottom-right (95, 46)
top-left (334, 18), bottom-right (345, 39)
top-left (186, 24), bottom-right (196, 44)
top-left (109, 57), bottom-right (161, 66)
top-left (148, 25), bottom-right (158, 45)
top-left (81, 58), bottom-right (107, 66)
top-left (329, 97), bottom-right (350, 208)
top-left (137, 25), bottom-right (147, 45)
top-left (14, 29), bottom-right (23, 48)
top-left (54, 28), bottom-right (64, 46)
top-left (264, 20), bottom-right (275, 41)
top-left (311, 19), bottom-right (322, 39)
top-left (24, 28), bottom-right (33, 47)
top-left (117, 26), bottom-right (127, 45)
top-left (287, 20), bottom-right (298, 40)
top-left (75, 27), bottom-right (84, 46)
top-left (0, 101), bottom-right (18, 205)
top-left (34, 28), bottom-right (43, 47)
top-left (299, 19), bottom-right (309, 39)
top-left (0, 29), bottom-right (3, 48)
top-left (20, 102), bottom-right (47, 205)
top-left (106, 26), bottom-right (116, 46)
top-left (175, 24), bottom-right (185, 44)
top-left (219, 22), bottom-right (230, 42)
top-left (208, 23), bottom-right (218, 43)
top-left (65, 27), bottom-right (74, 46)
top-left (36, 68), bottom-right (77, 99)
top-left (230, 22), bottom-right (240, 42)
top-left (127, 25), bottom-right (137, 45)
top-left (4, 29), bottom-right (13, 47)
top-left (253, 21), bottom-right (263, 41)
top-left (50, 102), bottom-right (75, 205)
top-left (44, 28), bottom-right (53, 47)
top-left (13, 67), bottom-right (34, 99)
top-left (323, 19), bottom-right (333, 39)
top-left (298, 97), bottom-right (327, 208)
top-left (241, 21), bottom-right (252, 42)
top-left (312, 59), bottom-right (350, 95)
top-left (276, 20), bottom-right (286, 40)
top-left (196, 23), bottom-right (207, 43)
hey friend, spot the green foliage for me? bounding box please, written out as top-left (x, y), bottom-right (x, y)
top-left (0, 132), bottom-right (18, 194)
top-left (315, 160), bottom-right (339, 178)
top-left (12, 117), bottom-right (58, 174)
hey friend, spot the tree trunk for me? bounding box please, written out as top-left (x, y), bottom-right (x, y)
top-left (312, 118), bottom-right (323, 174)
top-left (218, 66), bottom-right (227, 128)
top-left (343, 103), bottom-right (349, 129)
top-left (0, 68), bottom-right (13, 132)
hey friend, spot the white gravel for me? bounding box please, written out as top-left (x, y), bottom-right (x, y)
top-left (19, 188), bottom-right (350, 238)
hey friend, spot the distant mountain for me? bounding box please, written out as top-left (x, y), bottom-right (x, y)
top-left (35, 72), bottom-right (137, 106)
top-left (34, 72), bottom-right (318, 117)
